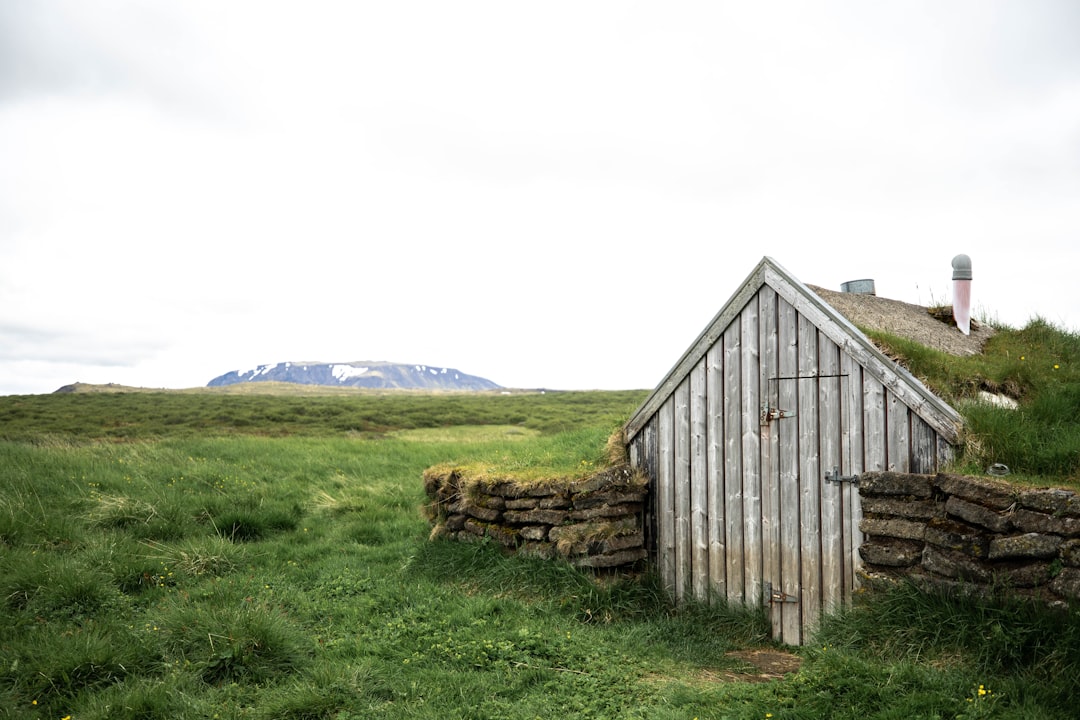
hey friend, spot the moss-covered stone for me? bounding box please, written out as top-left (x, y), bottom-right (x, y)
top-left (1011, 509), bottom-right (1080, 537)
top-left (861, 496), bottom-right (944, 521)
top-left (934, 473), bottom-right (1017, 510)
top-left (944, 496), bottom-right (1012, 533)
top-left (921, 546), bottom-right (991, 583)
top-left (859, 517), bottom-right (926, 541)
top-left (924, 519), bottom-right (990, 558)
top-left (1049, 567), bottom-right (1080, 600)
top-left (860, 472), bottom-right (933, 498)
top-left (1061, 539), bottom-right (1080, 567)
top-left (859, 539), bottom-right (923, 567)
top-left (1017, 487), bottom-right (1080, 518)
top-left (988, 532), bottom-right (1062, 560)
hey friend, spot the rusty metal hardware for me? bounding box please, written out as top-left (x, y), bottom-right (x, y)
top-left (824, 466), bottom-right (860, 486)
top-left (765, 582), bottom-right (798, 605)
top-left (760, 400), bottom-right (795, 425)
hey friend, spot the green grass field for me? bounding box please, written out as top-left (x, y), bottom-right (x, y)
top-left (1, 380), bottom-right (1078, 719)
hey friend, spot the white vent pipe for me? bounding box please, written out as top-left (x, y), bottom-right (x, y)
top-left (952, 254), bottom-right (972, 335)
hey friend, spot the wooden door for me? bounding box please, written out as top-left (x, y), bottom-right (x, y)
top-left (763, 312), bottom-right (862, 646)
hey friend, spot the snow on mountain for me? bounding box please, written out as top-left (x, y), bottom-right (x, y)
top-left (206, 361), bottom-right (500, 390)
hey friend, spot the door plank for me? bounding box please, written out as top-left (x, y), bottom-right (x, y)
top-left (724, 320), bottom-right (744, 604)
top-left (777, 297), bottom-right (801, 644)
top-left (674, 378), bottom-right (692, 602)
top-left (818, 336), bottom-right (843, 616)
top-left (759, 287), bottom-right (781, 636)
top-left (863, 376), bottom-right (886, 473)
top-left (690, 359), bottom-right (709, 600)
top-left (706, 342), bottom-right (726, 598)
top-left (841, 353), bottom-right (865, 596)
top-left (741, 298), bottom-right (763, 606)
top-left (658, 397), bottom-right (676, 595)
top-left (797, 316), bottom-right (822, 640)
top-left (887, 391), bottom-right (910, 472)
top-left (911, 415), bottom-right (936, 474)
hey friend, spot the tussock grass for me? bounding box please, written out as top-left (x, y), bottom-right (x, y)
top-left (1, 389), bottom-right (1078, 717)
top-left (139, 537), bottom-right (243, 578)
top-left (814, 581), bottom-right (1080, 713)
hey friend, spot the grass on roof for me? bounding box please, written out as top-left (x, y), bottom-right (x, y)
top-left (866, 316), bottom-right (1080, 487)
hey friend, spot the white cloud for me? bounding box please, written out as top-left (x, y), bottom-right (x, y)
top-left (1, 1), bottom-right (1079, 395)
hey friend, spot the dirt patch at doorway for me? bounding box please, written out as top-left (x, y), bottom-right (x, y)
top-left (642, 649), bottom-right (802, 689)
top-left (721, 649), bottom-right (803, 682)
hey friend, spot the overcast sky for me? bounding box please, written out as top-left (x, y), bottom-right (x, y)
top-left (2, 1), bottom-right (1078, 396)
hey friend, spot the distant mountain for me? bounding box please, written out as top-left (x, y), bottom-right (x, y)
top-left (206, 361), bottom-right (501, 391)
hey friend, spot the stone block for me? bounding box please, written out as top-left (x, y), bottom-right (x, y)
top-left (503, 508), bottom-right (567, 526)
top-left (598, 532), bottom-right (644, 554)
top-left (935, 473), bottom-right (1016, 510)
top-left (549, 518), bottom-right (638, 556)
top-left (485, 523), bottom-right (520, 548)
top-left (1017, 487), bottom-right (1080, 518)
top-left (573, 489), bottom-right (649, 510)
top-left (1061, 539), bottom-right (1080, 567)
top-left (907, 572), bottom-right (991, 600)
top-left (569, 503), bottom-right (643, 521)
top-left (859, 517), bottom-right (927, 541)
top-left (995, 562), bottom-right (1052, 588)
top-left (569, 465), bottom-right (639, 494)
top-left (1049, 567), bottom-right (1080, 600)
top-left (538, 495), bottom-right (571, 510)
top-left (483, 480), bottom-right (563, 499)
top-left (519, 526), bottom-right (549, 542)
top-left (988, 532), bottom-right (1062, 560)
top-left (859, 539), bottom-right (923, 567)
top-left (572, 548), bottom-right (647, 568)
top-left (463, 518), bottom-right (487, 536)
top-left (462, 503), bottom-right (502, 523)
top-left (921, 546), bottom-right (991, 583)
top-left (924, 519), bottom-right (990, 558)
top-left (445, 514), bottom-right (466, 532)
top-left (471, 492), bottom-right (506, 510)
top-left (859, 472), bottom-right (933, 498)
top-left (1011, 509), bottom-right (1080, 538)
top-left (505, 497), bottom-right (539, 510)
top-left (861, 496), bottom-right (944, 520)
top-left (945, 496), bottom-right (1012, 533)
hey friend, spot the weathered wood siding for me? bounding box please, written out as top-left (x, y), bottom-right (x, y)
top-left (627, 275), bottom-right (959, 646)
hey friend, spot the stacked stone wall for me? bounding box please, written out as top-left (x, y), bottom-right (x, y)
top-left (859, 471), bottom-right (1080, 605)
top-left (423, 465), bottom-right (647, 569)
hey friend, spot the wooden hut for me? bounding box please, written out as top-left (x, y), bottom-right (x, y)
top-left (624, 256), bottom-right (962, 645)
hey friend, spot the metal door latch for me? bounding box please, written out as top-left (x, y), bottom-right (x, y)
top-left (824, 466), bottom-right (860, 486)
top-left (765, 582), bottom-right (798, 605)
top-left (760, 400), bottom-right (796, 425)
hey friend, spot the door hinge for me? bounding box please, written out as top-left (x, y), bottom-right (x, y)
top-left (824, 466), bottom-right (860, 486)
top-left (760, 400), bottom-right (796, 425)
top-left (765, 582), bottom-right (798, 605)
